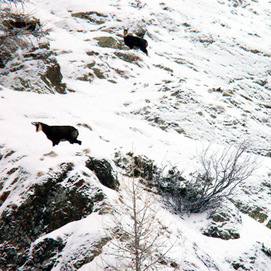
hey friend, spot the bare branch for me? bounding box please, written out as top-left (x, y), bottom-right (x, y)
top-left (156, 141), bottom-right (258, 213)
top-left (104, 154), bottom-right (174, 270)
top-left (0, 0), bottom-right (45, 67)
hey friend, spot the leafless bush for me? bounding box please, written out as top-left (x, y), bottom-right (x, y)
top-left (156, 141), bottom-right (258, 213)
top-left (0, 0), bottom-right (44, 67)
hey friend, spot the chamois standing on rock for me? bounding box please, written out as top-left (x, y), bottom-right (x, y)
top-left (32, 122), bottom-right (82, 146)
top-left (123, 29), bottom-right (148, 55)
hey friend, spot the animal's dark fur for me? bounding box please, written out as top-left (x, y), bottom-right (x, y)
top-left (32, 122), bottom-right (82, 146)
top-left (123, 29), bottom-right (148, 55)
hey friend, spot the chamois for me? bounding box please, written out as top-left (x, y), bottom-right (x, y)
top-left (32, 122), bottom-right (82, 146)
top-left (123, 29), bottom-right (148, 55)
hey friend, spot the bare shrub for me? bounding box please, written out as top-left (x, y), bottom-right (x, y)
top-left (0, 0), bottom-right (44, 67)
top-left (156, 141), bottom-right (258, 213)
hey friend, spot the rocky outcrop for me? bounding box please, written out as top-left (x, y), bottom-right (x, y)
top-left (25, 237), bottom-right (65, 271)
top-left (0, 44), bottom-right (67, 94)
top-left (71, 11), bottom-right (108, 25)
top-left (233, 200), bottom-right (268, 224)
top-left (95, 36), bottom-right (124, 50)
top-left (86, 157), bottom-right (120, 190)
top-left (203, 201), bottom-right (242, 240)
top-left (41, 60), bottom-right (66, 94)
top-left (114, 151), bottom-right (157, 181)
top-left (0, 10), bottom-right (67, 94)
top-left (0, 162), bottom-right (107, 270)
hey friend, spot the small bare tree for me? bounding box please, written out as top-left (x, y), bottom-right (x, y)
top-left (104, 157), bottom-right (174, 271)
top-left (157, 141), bottom-right (258, 213)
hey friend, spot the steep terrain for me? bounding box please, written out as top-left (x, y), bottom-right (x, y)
top-left (1, 0), bottom-right (271, 270)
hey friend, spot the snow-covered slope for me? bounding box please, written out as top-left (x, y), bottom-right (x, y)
top-left (1, 0), bottom-right (271, 270)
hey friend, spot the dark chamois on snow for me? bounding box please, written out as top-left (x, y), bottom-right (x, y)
top-left (123, 29), bottom-right (148, 55)
top-left (32, 122), bottom-right (82, 146)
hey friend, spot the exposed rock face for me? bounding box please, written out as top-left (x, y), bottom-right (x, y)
top-left (25, 237), bottom-right (65, 271)
top-left (0, 44), bottom-right (67, 94)
top-left (114, 52), bottom-right (141, 64)
top-left (233, 200), bottom-right (268, 224)
top-left (86, 157), bottom-right (120, 190)
top-left (0, 10), bottom-right (67, 94)
top-left (0, 162), bottom-right (106, 270)
top-left (41, 61), bottom-right (66, 94)
top-left (95, 36), bottom-right (123, 49)
top-left (203, 201), bottom-right (242, 240)
top-left (2, 18), bottom-right (40, 31)
top-left (114, 151), bottom-right (157, 181)
top-left (71, 11), bottom-right (108, 24)
top-left (56, 236), bottom-right (111, 270)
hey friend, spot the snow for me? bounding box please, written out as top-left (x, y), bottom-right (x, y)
top-left (1, 0), bottom-right (271, 269)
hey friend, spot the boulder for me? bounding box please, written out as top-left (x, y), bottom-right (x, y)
top-left (86, 157), bottom-right (119, 190)
top-left (203, 201), bottom-right (242, 240)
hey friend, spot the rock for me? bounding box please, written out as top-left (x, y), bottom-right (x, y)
top-left (2, 18), bottom-right (40, 31)
top-left (93, 67), bottom-right (106, 79)
top-left (0, 42), bottom-right (67, 94)
top-left (71, 11), bottom-right (108, 24)
top-left (95, 36), bottom-right (124, 49)
top-left (0, 191), bottom-right (10, 206)
top-left (231, 242), bottom-right (266, 271)
top-left (114, 52), bottom-right (141, 63)
top-left (0, 52), bottom-right (12, 68)
top-left (114, 151), bottom-right (157, 181)
top-left (25, 237), bottom-right (65, 270)
top-left (233, 200), bottom-right (268, 223)
top-left (203, 201), bottom-right (242, 240)
top-left (86, 157), bottom-right (119, 190)
top-left (266, 220), bottom-right (271, 229)
top-left (0, 162), bottom-right (107, 270)
top-left (244, 206), bottom-right (268, 223)
top-left (203, 224), bottom-right (240, 240)
top-left (62, 236), bottom-right (111, 270)
top-left (41, 61), bottom-right (67, 94)
top-left (262, 243), bottom-right (271, 258)
top-left (77, 72), bottom-right (94, 82)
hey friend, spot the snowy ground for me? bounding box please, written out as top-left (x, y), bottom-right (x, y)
top-left (1, 0), bottom-right (271, 270)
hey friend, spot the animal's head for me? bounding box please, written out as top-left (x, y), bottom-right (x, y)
top-left (123, 28), bottom-right (129, 37)
top-left (31, 122), bottom-right (42, 132)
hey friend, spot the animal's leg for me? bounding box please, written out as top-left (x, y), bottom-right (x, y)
top-left (141, 47), bottom-right (148, 55)
top-left (74, 139), bottom-right (82, 145)
top-left (52, 140), bottom-right (60, 146)
top-left (69, 139), bottom-right (82, 145)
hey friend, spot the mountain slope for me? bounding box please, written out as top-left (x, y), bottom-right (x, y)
top-left (1, 0), bottom-right (271, 270)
